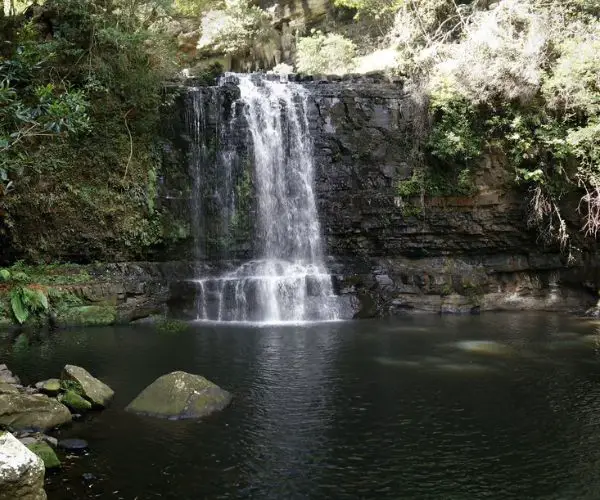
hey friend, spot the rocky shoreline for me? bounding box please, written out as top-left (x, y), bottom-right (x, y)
top-left (0, 362), bottom-right (231, 499)
top-left (0, 364), bottom-right (113, 499)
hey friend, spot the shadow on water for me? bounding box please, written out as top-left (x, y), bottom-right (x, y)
top-left (3, 312), bottom-right (600, 499)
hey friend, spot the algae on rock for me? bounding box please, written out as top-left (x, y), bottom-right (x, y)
top-left (58, 390), bottom-right (92, 412)
top-left (0, 394), bottom-right (71, 432)
top-left (125, 371), bottom-right (231, 419)
top-left (61, 365), bottom-right (114, 408)
top-left (25, 442), bottom-right (60, 470)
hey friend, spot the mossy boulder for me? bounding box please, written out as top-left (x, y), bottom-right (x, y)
top-left (34, 379), bottom-right (61, 396)
top-left (125, 371), bottom-right (231, 420)
top-left (58, 390), bottom-right (92, 412)
top-left (25, 441), bottom-right (61, 469)
top-left (0, 394), bottom-right (71, 431)
top-left (0, 432), bottom-right (46, 500)
top-left (61, 365), bottom-right (114, 408)
top-left (55, 306), bottom-right (117, 327)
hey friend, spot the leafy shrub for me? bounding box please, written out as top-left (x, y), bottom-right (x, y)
top-left (196, 0), bottom-right (273, 56)
top-left (296, 32), bottom-right (356, 75)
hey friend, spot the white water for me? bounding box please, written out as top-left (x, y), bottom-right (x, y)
top-left (193, 74), bottom-right (341, 324)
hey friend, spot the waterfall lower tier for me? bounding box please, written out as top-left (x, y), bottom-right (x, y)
top-left (194, 259), bottom-right (340, 324)
top-left (188, 73), bottom-right (342, 323)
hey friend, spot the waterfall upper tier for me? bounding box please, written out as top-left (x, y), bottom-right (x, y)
top-left (187, 73), bottom-right (344, 324)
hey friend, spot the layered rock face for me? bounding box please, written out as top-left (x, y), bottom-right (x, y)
top-left (302, 76), bottom-right (599, 315)
top-left (162, 75), bottom-right (600, 317)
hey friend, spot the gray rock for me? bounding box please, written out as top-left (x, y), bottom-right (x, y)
top-left (18, 438), bottom-right (37, 447)
top-left (40, 436), bottom-right (57, 448)
top-left (125, 371), bottom-right (231, 420)
top-left (0, 383), bottom-right (20, 395)
top-left (61, 365), bottom-right (114, 408)
top-left (0, 394), bottom-right (72, 431)
top-left (0, 431), bottom-right (46, 500)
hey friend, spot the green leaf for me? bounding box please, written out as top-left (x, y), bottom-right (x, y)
top-left (0, 269), bottom-right (10, 282)
top-left (10, 291), bottom-right (29, 324)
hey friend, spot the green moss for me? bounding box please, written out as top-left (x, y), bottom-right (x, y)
top-left (56, 305), bottom-right (117, 326)
top-left (26, 441), bottom-right (61, 469)
top-left (59, 390), bottom-right (93, 412)
top-left (39, 379), bottom-right (61, 396)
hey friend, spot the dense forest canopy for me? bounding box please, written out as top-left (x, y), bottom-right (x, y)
top-left (0, 0), bottom-right (599, 262)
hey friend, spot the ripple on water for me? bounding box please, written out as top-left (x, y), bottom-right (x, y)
top-left (1, 313), bottom-right (600, 499)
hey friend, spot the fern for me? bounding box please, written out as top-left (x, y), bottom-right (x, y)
top-left (8, 286), bottom-right (50, 324)
top-left (10, 289), bottom-right (29, 324)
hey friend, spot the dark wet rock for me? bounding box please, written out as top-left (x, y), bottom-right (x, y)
top-left (0, 394), bottom-right (71, 432)
top-left (0, 431), bottom-right (46, 500)
top-left (57, 439), bottom-right (88, 452)
top-left (60, 365), bottom-right (114, 408)
top-left (82, 473), bottom-right (95, 482)
top-left (125, 371), bottom-right (231, 420)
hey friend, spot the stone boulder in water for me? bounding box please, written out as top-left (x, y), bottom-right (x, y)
top-left (125, 371), bottom-right (231, 420)
top-left (61, 365), bottom-right (114, 408)
top-left (0, 394), bottom-right (71, 432)
top-left (0, 431), bottom-right (47, 500)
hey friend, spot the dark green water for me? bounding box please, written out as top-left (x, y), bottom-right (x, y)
top-left (3, 313), bottom-right (600, 499)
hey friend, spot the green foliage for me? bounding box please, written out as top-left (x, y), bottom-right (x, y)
top-left (0, 0), bottom-right (181, 261)
top-left (397, 165), bottom-right (477, 200)
top-left (427, 82), bottom-right (482, 162)
top-left (197, 0), bottom-right (274, 57)
top-left (296, 31), bottom-right (356, 75)
top-left (9, 285), bottom-right (49, 324)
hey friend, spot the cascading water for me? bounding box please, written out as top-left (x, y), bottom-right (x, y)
top-left (191, 74), bottom-right (341, 324)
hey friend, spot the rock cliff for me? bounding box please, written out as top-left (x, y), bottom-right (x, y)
top-left (164, 74), bottom-right (599, 317)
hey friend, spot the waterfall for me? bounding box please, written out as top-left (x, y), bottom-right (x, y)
top-left (191, 74), bottom-right (341, 324)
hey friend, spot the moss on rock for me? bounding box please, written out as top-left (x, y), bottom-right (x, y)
top-left (56, 305), bottom-right (117, 327)
top-left (0, 393), bottom-right (72, 431)
top-left (26, 441), bottom-right (61, 469)
top-left (61, 365), bottom-right (114, 408)
top-left (58, 390), bottom-right (92, 412)
top-left (125, 371), bottom-right (231, 419)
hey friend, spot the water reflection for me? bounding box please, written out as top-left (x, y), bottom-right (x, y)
top-left (1, 313), bottom-right (600, 499)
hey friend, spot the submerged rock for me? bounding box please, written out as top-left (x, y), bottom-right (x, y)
top-left (61, 365), bottom-right (114, 408)
top-left (452, 340), bottom-right (515, 357)
top-left (25, 442), bottom-right (60, 470)
top-left (57, 439), bottom-right (88, 452)
top-left (0, 431), bottom-right (46, 500)
top-left (58, 390), bottom-right (92, 412)
top-left (125, 371), bottom-right (231, 420)
top-left (0, 394), bottom-right (71, 432)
